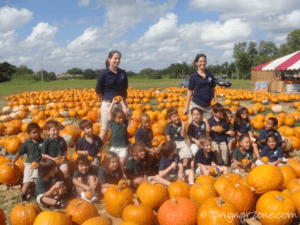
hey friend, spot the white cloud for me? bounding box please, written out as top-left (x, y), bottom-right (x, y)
top-left (78, 0), bottom-right (90, 7)
top-left (0, 31), bottom-right (19, 58)
top-left (20, 22), bottom-right (58, 49)
top-left (0, 6), bottom-right (33, 33)
top-left (75, 17), bottom-right (90, 25)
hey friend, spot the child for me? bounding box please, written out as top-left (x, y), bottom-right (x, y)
top-left (98, 152), bottom-right (124, 195)
top-left (257, 133), bottom-right (283, 166)
top-left (223, 108), bottom-right (237, 154)
top-left (76, 119), bottom-right (103, 167)
top-left (41, 120), bottom-right (69, 179)
top-left (108, 97), bottom-right (129, 174)
top-left (231, 135), bottom-right (257, 173)
top-left (35, 158), bottom-right (67, 208)
top-left (187, 108), bottom-right (210, 157)
top-left (258, 117), bottom-right (287, 151)
top-left (234, 107), bottom-right (254, 140)
top-left (125, 142), bottom-right (169, 187)
top-left (134, 113), bottom-right (160, 168)
top-left (208, 103), bottom-right (229, 165)
top-left (194, 135), bottom-right (228, 176)
top-left (165, 108), bottom-right (192, 169)
top-left (158, 141), bottom-right (194, 186)
top-left (12, 122), bottom-right (44, 202)
top-left (72, 155), bottom-right (99, 203)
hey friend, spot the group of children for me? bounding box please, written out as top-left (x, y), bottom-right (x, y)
top-left (8, 96), bottom-right (287, 208)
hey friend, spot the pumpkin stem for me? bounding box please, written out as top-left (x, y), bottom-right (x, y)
top-left (217, 197), bottom-right (225, 207)
top-left (276, 195), bottom-right (284, 202)
top-left (117, 181), bottom-right (125, 192)
top-left (235, 183), bottom-right (240, 188)
top-left (251, 186), bottom-right (256, 192)
top-left (172, 197), bottom-right (178, 206)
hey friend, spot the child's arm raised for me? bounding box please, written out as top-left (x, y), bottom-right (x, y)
top-left (107, 98), bottom-right (117, 121)
top-left (120, 98), bottom-right (128, 119)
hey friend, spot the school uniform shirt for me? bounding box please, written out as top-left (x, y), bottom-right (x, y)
top-left (165, 122), bottom-right (184, 142)
top-left (232, 147), bottom-right (253, 162)
top-left (76, 135), bottom-right (103, 158)
top-left (35, 174), bottom-right (60, 196)
top-left (125, 157), bottom-right (146, 178)
top-left (187, 121), bottom-right (206, 144)
top-left (194, 148), bottom-right (216, 168)
top-left (258, 129), bottom-right (283, 148)
top-left (41, 136), bottom-right (67, 158)
top-left (109, 119), bottom-right (129, 147)
top-left (208, 116), bottom-right (227, 142)
top-left (98, 167), bottom-right (123, 185)
top-left (159, 154), bottom-right (180, 175)
top-left (135, 127), bottom-right (153, 148)
top-left (260, 145), bottom-right (283, 163)
top-left (188, 70), bottom-right (216, 107)
top-left (18, 138), bottom-right (44, 163)
top-left (234, 120), bottom-right (252, 135)
top-left (73, 169), bottom-right (96, 184)
top-left (95, 68), bottom-right (128, 102)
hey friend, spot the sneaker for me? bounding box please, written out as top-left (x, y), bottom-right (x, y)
top-left (81, 192), bottom-right (91, 203)
top-left (232, 169), bottom-right (240, 174)
top-left (20, 194), bottom-right (27, 202)
top-left (282, 157), bottom-right (288, 163)
top-left (91, 196), bottom-right (99, 203)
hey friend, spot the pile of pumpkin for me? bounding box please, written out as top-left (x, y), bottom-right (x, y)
top-left (4, 162), bottom-right (300, 224)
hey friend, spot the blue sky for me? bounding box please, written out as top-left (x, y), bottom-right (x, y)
top-left (1, 0), bottom-right (300, 73)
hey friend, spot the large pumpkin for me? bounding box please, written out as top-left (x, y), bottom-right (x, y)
top-left (81, 216), bottom-right (112, 225)
top-left (122, 204), bottom-right (155, 225)
top-left (3, 136), bottom-right (22, 154)
top-left (256, 191), bottom-right (295, 225)
top-left (168, 180), bottom-right (190, 198)
top-left (290, 190), bottom-right (300, 218)
top-left (219, 183), bottom-right (255, 216)
top-left (197, 197), bottom-right (239, 225)
top-left (136, 182), bottom-right (168, 209)
top-left (157, 197), bottom-right (198, 225)
top-left (66, 198), bottom-right (99, 225)
top-left (195, 175), bottom-right (215, 185)
top-left (104, 181), bottom-right (134, 218)
top-left (189, 182), bottom-right (218, 208)
top-left (213, 177), bottom-right (234, 195)
top-left (287, 157), bottom-right (300, 177)
top-left (10, 202), bottom-right (42, 225)
top-left (33, 211), bottom-right (72, 225)
top-left (0, 163), bottom-right (22, 185)
top-left (278, 165), bottom-right (297, 188)
top-left (247, 164), bottom-right (284, 195)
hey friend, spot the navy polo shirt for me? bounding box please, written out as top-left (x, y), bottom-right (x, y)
top-left (165, 122), bottom-right (184, 142)
top-left (76, 135), bottom-right (103, 157)
top-left (194, 148), bottom-right (216, 168)
top-left (188, 70), bottom-right (216, 107)
top-left (125, 157), bottom-right (146, 178)
top-left (208, 116), bottom-right (227, 142)
top-left (159, 154), bottom-right (180, 175)
top-left (187, 121), bottom-right (206, 144)
top-left (234, 121), bottom-right (252, 135)
top-left (95, 68), bottom-right (128, 101)
top-left (260, 145), bottom-right (283, 162)
top-left (135, 127), bottom-right (153, 148)
top-left (258, 129), bottom-right (283, 149)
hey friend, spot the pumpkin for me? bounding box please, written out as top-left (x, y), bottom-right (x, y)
top-left (219, 173), bottom-right (241, 183)
top-left (0, 208), bottom-right (5, 225)
top-left (286, 179), bottom-right (300, 192)
top-left (33, 211), bottom-right (72, 225)
top-left (247, 164), bottom-right (284, 195)
top-left (220, 183), bottom-right (255, 216)
top-left (85, 191), bottom-right (93, 200)
top-left (195, 175), bottom-right (215, 185)
top-left (81, 216), bottom-right (112, 225)
top-left (278, 165), bottom-right (297, 188)
top-left (213, 177), bottom-right (234, 195)
top-left (104, 180), bottom-right (134, 218)
top-left (0, 163), bottom-right (22, 185)
top-left (119, 222), bottom-right (138, 225)
top-left (197, 197), bottom-right (239, 225)
top-left (4, 136), bottom-right (22, 154)
top-left (66, 198), bottom-right (99, 224)
top-left (256, 191), bottom-right (295, 225)
top-left (10, 202), bottom-right (42, 225)
top-left (272, 104), bottom-right (283, 113)
top-left (136, 182), bottom-right (168, 209)
top-left (122, 204), bottom-right (155, 225)
top-left (261, 156), bottom-right (269, 163)
top-left (157, 197), bottom-right (198, 225)
top-left (168, 180), bottom-right (190, 198)
top-left (189, 182), bottom-right (218, 208)
top-left (290, 190), bottom-right (300, 218)
top-left (287, 157), bottom-right (300, 177)
top-left (290, 136), bottom-right (300, 150)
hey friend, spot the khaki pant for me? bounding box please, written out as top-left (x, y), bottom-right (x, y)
top-left (212, 141), bottom-right (229, 165)
top-left (189, 101), bottom-right (212, 122)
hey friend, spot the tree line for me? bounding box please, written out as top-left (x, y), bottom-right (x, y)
top-left (1, 29), bottom-right (300, 83)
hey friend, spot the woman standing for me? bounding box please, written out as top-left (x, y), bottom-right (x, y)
top-left (95, 51), bottom-right (128, 143)
top-left (183, 54), bottom-right (218, 120)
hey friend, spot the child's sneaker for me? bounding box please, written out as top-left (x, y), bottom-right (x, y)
top-left (232, 169), bottom-right (240, 174)
top-left (91, 196), bottom-right (99, 203)
top-left (20, 194), bottom-right (27, 202)
top-left (80, 192), bottom-right (91, 202)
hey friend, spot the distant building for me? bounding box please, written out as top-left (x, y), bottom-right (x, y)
top-left (56, 73), bottom-right (83, 78)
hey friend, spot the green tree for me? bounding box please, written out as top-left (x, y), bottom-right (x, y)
top-left (0, 62), bottom-right (16, 82)
top-left (233, 42), bottom-right (253, 79)
top-left (83, 69), bottom-right (96, 79)
top-left (258, 40), bottom-right (278, 57)
top-left (287, 29), bottom-right (300, 51)
top-left (67, 67), bottom-right (83, 75)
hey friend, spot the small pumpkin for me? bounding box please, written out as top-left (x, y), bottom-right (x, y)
top-left (122, 204), bottom-right (155, 225)
top-left (278, 165), bottom-right (297, 188)
top-left (157, 197), bottom-right (198, 225)
top-left (81, 216), bottom-right (112, 225)
top-left (33, 211), bottom-right (72, 225)
top-left (189, 182), bottom-right (218, 208)
top-left (168, 180), bottom-right (190, 198)
top-left (10, 202), bottom-right (42, 225)
top-left (0, 163), bottom-right (22, 185)
top-left (287, 157), bottom-right (300, 177)
top-left (195, 175), bottom-right (215, 185)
